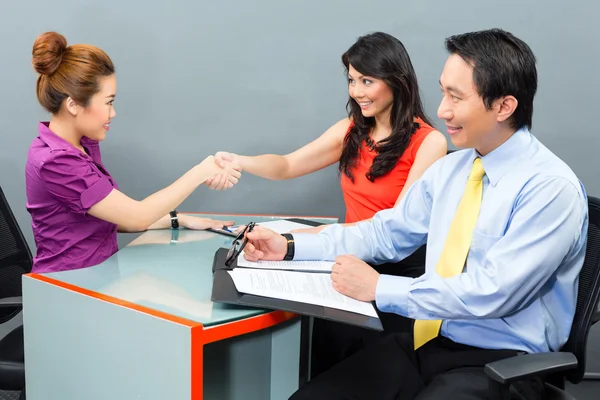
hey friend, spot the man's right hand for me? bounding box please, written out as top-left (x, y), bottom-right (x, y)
top-left (242, 226), bottom-right (288, 261)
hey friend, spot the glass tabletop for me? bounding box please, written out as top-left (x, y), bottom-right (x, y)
top-left (43, 214), bottom-right (337, 327)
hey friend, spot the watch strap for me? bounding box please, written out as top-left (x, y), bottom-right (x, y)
top-left (169, 210), bottom-right (179, 229)
top-left (282, 233), bottom-right (295, 261)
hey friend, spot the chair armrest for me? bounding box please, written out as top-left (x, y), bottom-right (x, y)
top-left (0, 297), bottom-right (23, 308)
top-left (485, 352), bottom-right (577, 385)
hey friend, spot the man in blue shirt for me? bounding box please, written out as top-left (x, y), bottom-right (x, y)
top-left (243, 29), bottom-right (588, 400)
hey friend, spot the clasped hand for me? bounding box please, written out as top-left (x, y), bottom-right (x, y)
top-left (203, 153), bottom-right (242, 190)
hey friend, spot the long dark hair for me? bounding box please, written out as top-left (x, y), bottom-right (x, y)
top-left (339, 32), bottom-right (432, 182)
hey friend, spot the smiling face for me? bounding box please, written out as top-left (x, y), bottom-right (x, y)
top-left (347, 64), bottom-right (394, 120)
top-left (437, 55), bottom-right (502, 154)
top-left (74, 74), bottom-right (117, 141)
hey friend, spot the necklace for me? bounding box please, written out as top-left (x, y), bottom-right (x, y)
top-left (365, 137), bottom-right (378, 151)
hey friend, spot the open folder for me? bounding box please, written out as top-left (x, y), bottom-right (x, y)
top-left (211, 219), bottom-right (383, 331)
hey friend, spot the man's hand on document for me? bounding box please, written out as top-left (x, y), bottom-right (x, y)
top-left (331, 255), bottom-right (379, 302)
top-left (242, 226), bottom-right (288, 261)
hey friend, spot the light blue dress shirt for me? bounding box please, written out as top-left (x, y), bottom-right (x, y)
top-left (294, 128), bottom-right (588, 354)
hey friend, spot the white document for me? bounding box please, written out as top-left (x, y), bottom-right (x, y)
top-left (227, 268), bottom-right (378, 318)
top-left (257, 219), bottom-right (317, 234)
top-left (236, 254), bottom-right (334, 272)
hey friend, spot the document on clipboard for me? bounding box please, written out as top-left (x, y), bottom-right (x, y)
top-left (227, 268), bottom-right (378, 318)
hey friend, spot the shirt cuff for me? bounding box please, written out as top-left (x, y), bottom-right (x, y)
top-left (80, 177), bottom-right (114, 211)
top-left (375, 274), bottom-right (414, 317)
top-left (292, 233), bottom-right (325, 260)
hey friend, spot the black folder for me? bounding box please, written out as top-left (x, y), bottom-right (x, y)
top-left (210, 218), bottom-right (383, 331)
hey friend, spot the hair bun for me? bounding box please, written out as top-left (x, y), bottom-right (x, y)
top-left (32, 32), bottom-right (67, 75)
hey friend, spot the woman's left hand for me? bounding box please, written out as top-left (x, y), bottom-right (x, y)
top-left (180, 215), bottom-right (234, 231)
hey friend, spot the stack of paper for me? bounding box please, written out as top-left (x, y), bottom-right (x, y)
top-left (237, 219), bottom-right (333, 272)
top-left (256, 219), bottom-right (315, 234)
top-left (236, 255), bottom-right (334, 272)
top-left (227, 268), bottom-right (377, 318)
top-left (226, 219), bottom-right (379, 318)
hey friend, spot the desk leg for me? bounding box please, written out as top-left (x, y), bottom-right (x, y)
top-left (192, 332), bottom-right (204, 400)
top-left (270, 317), bottom-right (301, 399)
top-left (298, 316), bottom-right (312, 386)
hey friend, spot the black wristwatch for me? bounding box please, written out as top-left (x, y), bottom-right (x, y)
top-left (169, 210), bottom-right (179, 229)
top-left (282, 233), bottom-right (295, 261)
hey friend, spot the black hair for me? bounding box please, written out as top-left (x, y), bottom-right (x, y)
top-left (339, 32), bottom-right (432, 182)
top-left (445, 28), bottom-right (537, 130)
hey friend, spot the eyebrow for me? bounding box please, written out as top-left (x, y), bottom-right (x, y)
top-left (439, 80), bottom-right (466, 97)
top-left (105, 94), bottom-right (116, 99)
top-left (348, 72), bottom-right (374, 80)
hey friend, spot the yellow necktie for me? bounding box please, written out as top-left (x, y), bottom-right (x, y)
top-left (413, 157), bottom-right (486, 350)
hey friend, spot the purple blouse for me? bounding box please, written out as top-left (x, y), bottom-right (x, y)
top-left (25, 122), bottom-right (118, 273)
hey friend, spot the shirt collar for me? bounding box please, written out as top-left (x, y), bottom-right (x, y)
top-left (38, 122), bottom-right (73, 152)
top-left (38, 121), bottom-right (98, 158)
top-left (471, 127), bottom-right (534, 187)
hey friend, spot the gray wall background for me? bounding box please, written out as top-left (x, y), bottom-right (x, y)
top-left (1, 0), bottom-right (600, 384)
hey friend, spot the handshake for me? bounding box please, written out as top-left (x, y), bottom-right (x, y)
top-left (201, 151), bottom-right (242, 191)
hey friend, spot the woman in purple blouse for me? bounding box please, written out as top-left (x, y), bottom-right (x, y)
top-left (26, 32), bottom-right (240, 273)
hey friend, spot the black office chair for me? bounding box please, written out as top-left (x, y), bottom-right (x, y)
top-left (0, 186), bottom-right (31, 400)
top-left (485, 195), bottom-right (600, 400)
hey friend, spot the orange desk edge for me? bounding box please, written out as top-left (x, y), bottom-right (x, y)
top-left (25, 273), bottom-right (299, 400)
